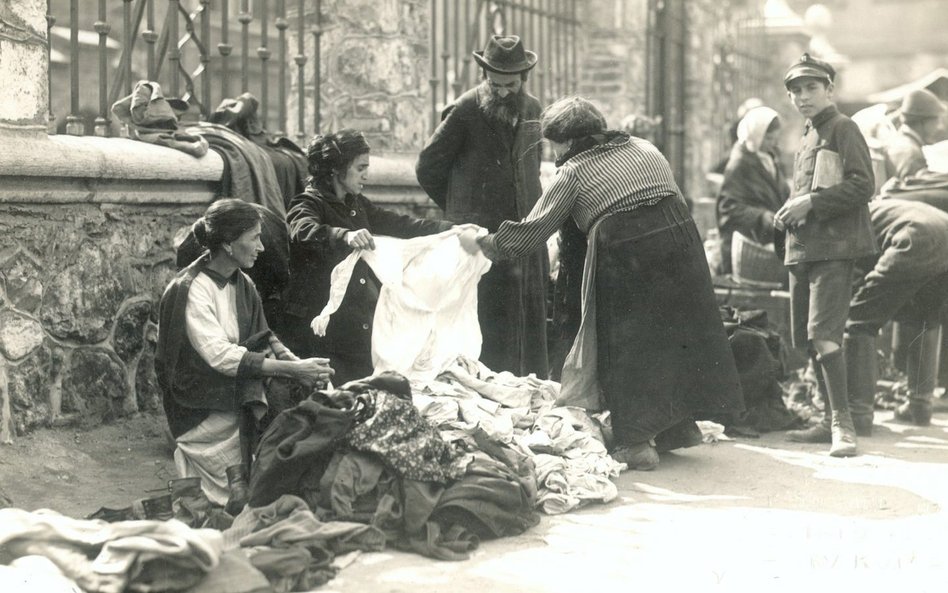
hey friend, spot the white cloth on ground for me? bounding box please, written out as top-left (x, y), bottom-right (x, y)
top-left (311, 229), bottom-right (491, 382)
top-left (0, 508), bottom-right (221, 593)
top-left (422, 356), bottom-right (625, 515)
top-left (174, 411), bottom-right (241, 506)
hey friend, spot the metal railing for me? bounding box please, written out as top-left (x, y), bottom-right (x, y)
top-left (427, 0), bottom-right (580, 131)
top-left (646, 0), bottom-right (686, 185)
top-left (48, 0), bottom-right (321, 140)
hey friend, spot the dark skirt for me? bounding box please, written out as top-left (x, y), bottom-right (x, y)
top-left (595, 195), bottom-right (744, 445)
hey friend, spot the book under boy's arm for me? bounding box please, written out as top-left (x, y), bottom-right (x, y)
top-left (808, 119), bottom-right (875, 220)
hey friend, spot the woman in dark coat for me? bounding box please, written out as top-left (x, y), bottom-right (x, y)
top-left (460, 97), bottom-right (743, 470)
top-left (280, 130), bottom-right (456, 384)
top-left (156, 199), bottom-right (333, 506)
top-left (716, 106), bottom-right (789, 276)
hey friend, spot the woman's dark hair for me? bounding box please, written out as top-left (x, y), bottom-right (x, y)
top-left (766, 117), bottom-right (781, 133)
top-left (541, 96), bottom-right (607, 143)
top-left (192, 198), bottom-right (261, 252)
top-left (305, 129), bottom-right (371, 185)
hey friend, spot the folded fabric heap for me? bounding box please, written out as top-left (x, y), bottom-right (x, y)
top-left (245, 373), bottom-right (539, 564)
top-left (111, 81), bottom-right (209, 158)
top-left (0, 508), bottom-right (258, 593)
top-left (417, 356), bottom-right (625, 515)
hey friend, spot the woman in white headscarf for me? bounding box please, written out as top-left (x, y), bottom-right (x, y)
top-left (716, 106), bottom-right (790, 275)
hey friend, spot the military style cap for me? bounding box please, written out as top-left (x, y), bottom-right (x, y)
top-left (783, 53), bottom-right (836, 88)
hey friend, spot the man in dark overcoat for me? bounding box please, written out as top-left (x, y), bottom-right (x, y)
top-left (416, 35), bottom-right (549, 378)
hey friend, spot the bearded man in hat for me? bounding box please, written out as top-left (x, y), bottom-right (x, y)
top-left (416, 35), bottom-right (549, 378)
top-left (884, 88), bottom-right (947, 181)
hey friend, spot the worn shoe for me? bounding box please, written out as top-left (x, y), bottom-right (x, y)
top-left (224, 464), bottom-right (249, 516)
top-left (785, 422), bottom-right (831, 443)
top-left (829, 412), bottom-right (858, 458)
top-left (894, 398), bottom-right (932, 426)
top-left (612, 442), bottom-right (659, 471)
top-left (655, 419), bottom-right (703, 453)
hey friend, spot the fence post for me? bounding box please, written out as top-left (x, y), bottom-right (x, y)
top-left (94, 0), bottom-right (111, 136)
top-left (258, 0), bottom-right (271, 128)
top-left (276, 0), bottom-right (288, 136)
top-left (219, 0), bottom-right (232, 101)
top-left (65, 0), bottom-right (84, 135)
top-left (294, 0), bottom-right (307, 141)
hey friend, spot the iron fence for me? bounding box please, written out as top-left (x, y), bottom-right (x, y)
top-left (427, 0), bottom-right (580, 131)
top-left (47, 0), bottom-right (321, 140)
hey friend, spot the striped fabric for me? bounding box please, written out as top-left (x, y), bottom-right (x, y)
top-left (487, 135), bottom-right (682, 259)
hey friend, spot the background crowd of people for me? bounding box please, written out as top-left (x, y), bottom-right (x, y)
top-left (155, 34), bottom-right (948, 510)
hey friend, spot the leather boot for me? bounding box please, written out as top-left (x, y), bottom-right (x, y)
top-left (786, 356), bottom-right (832, 443)
top-left (895, 323), bottom-right (941, 426)
top-left (845, 333), bottom-right (877, 437)
top-left (169, 476), bottom-right (211, 527)
top-left (819, 348), bottom-right (858, 457)
top-left (224, 464), bottom-right (249, 516)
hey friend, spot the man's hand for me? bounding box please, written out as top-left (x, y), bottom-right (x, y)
top-left (776, 193), bottom-right (812, 229)
top-left (345, 229), bottom-right (376, 250)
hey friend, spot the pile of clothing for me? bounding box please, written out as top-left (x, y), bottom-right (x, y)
top-left (112, 82), bottom-right (307, 219)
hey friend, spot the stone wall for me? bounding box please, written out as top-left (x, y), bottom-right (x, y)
top-left (577, 0), bottom-right (650, 129)
top-left (0, 201), bottom-right (203, 439)
top-left (0, 133), bottom-right (436, 441)
top-left (287, 0), bottom-right (430, 151)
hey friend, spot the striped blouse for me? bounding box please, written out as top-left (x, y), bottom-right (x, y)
top-left (481, 135), bottom-right (682, 259)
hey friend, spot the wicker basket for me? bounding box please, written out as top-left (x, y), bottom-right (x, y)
top-left (731, 231), bottom-right (787, 288)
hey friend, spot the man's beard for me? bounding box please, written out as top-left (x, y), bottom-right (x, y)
top-left (480, 83), bottom-right (524, 127)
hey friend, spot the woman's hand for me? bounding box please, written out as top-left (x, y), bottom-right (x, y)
top-left (775, 194), bottom-right (812, 229)
top-left (345, 229), bottom-right (376, 250)
top-left (293, 357), bottom-right (334, 387)
top-left (458, 228), bottom-right (483, 255)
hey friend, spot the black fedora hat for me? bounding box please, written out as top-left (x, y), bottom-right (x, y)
top-left (473, 35), bottom-right (537, 74)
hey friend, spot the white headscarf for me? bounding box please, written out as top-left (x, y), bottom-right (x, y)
top-left (737, 106), bottom-right (780, 154)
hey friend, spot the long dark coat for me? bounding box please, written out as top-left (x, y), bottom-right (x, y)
top-left (416, 83), bottom-right (549, 377)
top-left (716, 143), bottom-right (789, 273)
top-left (280, 182), bottom-right (453, 383)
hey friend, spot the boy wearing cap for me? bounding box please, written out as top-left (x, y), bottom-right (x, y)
top-left (776, 53), bottom-right (877, 457)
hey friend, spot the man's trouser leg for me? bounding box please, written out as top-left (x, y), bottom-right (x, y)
top-left (845, 333), bottom-right (877, 436)
top-left (895, 322), bottom-right (942, 426)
